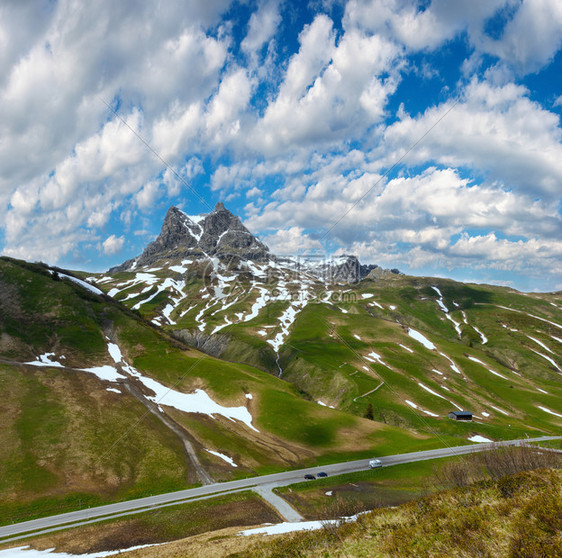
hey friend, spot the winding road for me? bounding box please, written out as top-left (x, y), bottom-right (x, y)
top-left (1, 436), bottom-right (560, 544)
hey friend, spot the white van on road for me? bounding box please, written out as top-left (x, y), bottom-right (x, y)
top-left (369, 458), bottom-right (382, 468)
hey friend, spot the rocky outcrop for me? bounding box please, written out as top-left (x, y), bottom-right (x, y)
top-left (306, 255), bottom-right (379, 284)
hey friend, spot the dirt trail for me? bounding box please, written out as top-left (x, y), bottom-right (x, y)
top-left (119, 380), bottom-right (214, 485)
top-left (5, 357), bottom-right (215, 486)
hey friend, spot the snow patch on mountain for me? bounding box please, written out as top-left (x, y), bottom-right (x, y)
top-left (25, 353), bottom-right (65, 368)
top-left (206, 449), bottom-right (238, 467)
top-left (408, 329), bottom-right (435, 350)
top-left (467, 356), bottom-right (508, 380)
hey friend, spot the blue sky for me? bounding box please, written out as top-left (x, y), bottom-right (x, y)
top-left (1, 0), bottom-right (561, 292)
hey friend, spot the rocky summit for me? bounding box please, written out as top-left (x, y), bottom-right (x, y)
top-left (110, 202), bottom-right (271, 272)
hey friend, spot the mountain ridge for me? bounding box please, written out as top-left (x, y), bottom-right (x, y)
top-left (109, 203), bottom-right (381, 283)
top-left (110, 203), bottom-right (271, 272)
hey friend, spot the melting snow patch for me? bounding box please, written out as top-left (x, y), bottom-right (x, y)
top-left (361, 294), bottom-right (374, 299)
top-left (317, 400), bottom-right (334, 409)
top-left (138, 377), bottom-right (259, 432)
top-left (365, 351), bottom-right (388, 367)
top-left (80, 365), bottom-right (126, 383)
top-left (529, 349), bottom-right (561, 371)
top-left (469, 435), bottom-right (492, 443)
top-left (162, 304), bottom-right (176, 325)
top-left (496, 305), bottom-right (562, 330)
top-left (206, 449), bottom-right (237, 467)
top-left (106, 388), bottom-right (121, 394)
top-left (418, 382), bottom-right (446, 400)
top-left (56, 272), bottom-right (104, 296)
top-left (25, 353), bottom-right (64, 368)
top-left (537, 388), bottom-right (548, 394)
top-left (490, 405), bottom-right (509, 416)
top-left (371, 301), bottom-right (384, 309)
top-left (325, 491), bottom-right (333, 496)
top-left (399, 344), bottom-right (414, 353)
top-left (239, 516), bottom-right (361, 537)
top-left (408, 329), bottom-right (435, 350)
top-left (438, 352), bottom-right (462, 374)
top-left (354, 334), bottom-right (362, 341)
top-left (472, 326), bottom-right (488, 344)
top-left (432, 287), bottom-right (448, 313)
top-left (169, 265), bottom-right (188, 274)
top-left (481, 412), bottom-right (490, 417)
top-left (107, 343), bottom-right (122, 364)
top-left (467, 357), bottom-right (508, 380)
top-left (405, 400), bottom-right (436, 416)
top-left (418, 382), bottom-right (462, 410)
top-left (538, 406), bottom-right (562, 418)
top-left (527, 336), bottom-right (554, 354)
top-left (389, 304), bottom-right (397, 310)
top-left (445, 313), bottom-right (462, 336)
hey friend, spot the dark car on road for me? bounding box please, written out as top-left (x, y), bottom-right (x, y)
top-left (304, 474), bottom-right (316, 480)
top-left (317, 472), bottom-right (328, 477)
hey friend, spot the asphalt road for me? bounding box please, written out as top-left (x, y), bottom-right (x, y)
top-left (1, 436), bottom-right (560, 542)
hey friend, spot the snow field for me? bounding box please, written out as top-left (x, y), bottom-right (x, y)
top-left (25, 353), bottom-right (64, 368)
top-left (68, 341), bottom-right (261, 433)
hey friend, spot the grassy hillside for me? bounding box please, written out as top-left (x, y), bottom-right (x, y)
top-left (92, 257), bottom-right (562, 446)
top-left (0, 257), bottom-right (444, 523)
top-left (234, 467), bottom-right (562, 558)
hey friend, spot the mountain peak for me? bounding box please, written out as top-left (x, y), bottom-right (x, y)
top-left (109, 204), bottom-right (270, 272)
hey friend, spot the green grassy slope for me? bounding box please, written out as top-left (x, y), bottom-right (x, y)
top-left (1, 257), bottom-right (439, 523)
top-left (93, 259), bottom-right (562, 446)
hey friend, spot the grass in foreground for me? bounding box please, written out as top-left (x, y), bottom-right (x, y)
top-left (0, 491), bottom-right (280, 554)
top-left (235, 467), bottom-right (562, 558)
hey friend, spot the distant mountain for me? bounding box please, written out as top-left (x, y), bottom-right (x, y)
top-left (110, 203), bottom-right (270, 272)
top-left (109, 203), bottom-right (380, 283)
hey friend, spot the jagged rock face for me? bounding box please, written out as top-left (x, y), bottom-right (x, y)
top-left (110, 203), bottom-right (270, 272)
top-left (109, 203), bottom-right (391, 282)
top-left (198, 203), bottom-right (268, 258)
top-left (309, 255), bottom-right (379, 284)
top-left (146, 207), bottom-right (199, 254)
